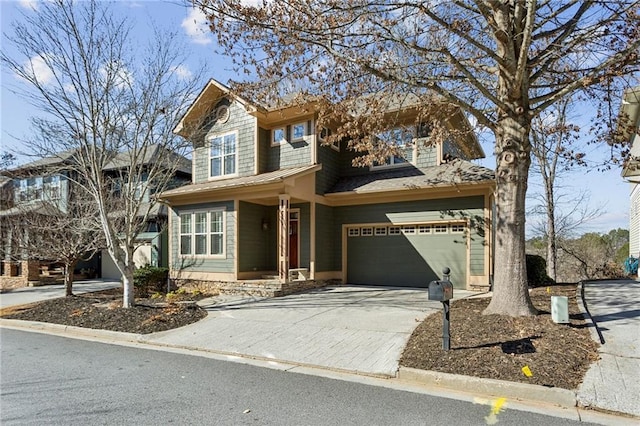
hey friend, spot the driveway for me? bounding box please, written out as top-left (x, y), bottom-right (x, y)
top-left (145, 286), bottom-right (477, 377)
top-left (0, 280), bottom-right (121, 309)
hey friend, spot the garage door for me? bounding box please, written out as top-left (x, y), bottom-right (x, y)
top-left (346, 223), bottom-right (467, 288)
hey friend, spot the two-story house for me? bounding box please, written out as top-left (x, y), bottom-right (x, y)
top-left (160, 79), bottom-right (495, 293)
top-left (0, 145), bottom-right (191, 288)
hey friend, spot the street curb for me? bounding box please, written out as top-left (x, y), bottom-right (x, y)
top-left (0, 318), bottom-right (143, 343)
top-left (397, 367), bottom-right (577, 409)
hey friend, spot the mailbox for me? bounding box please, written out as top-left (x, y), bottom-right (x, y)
top-left (428, 280), bottom-right (453, 301)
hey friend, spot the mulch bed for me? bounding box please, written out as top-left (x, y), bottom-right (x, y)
top-left (1, 288), bottom-right (208, 334)
top-left (400, 284), bottom-right (600, 390)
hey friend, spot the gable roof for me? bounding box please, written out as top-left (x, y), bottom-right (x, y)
top-left (326, 160), bottom-right (494, 195)
top-left (102, 143), bottom-right (191, 175)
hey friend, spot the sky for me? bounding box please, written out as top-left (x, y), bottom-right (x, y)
top-left (0, 0), bottom-right (631, 237)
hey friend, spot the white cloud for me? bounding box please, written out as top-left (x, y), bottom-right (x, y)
top-left (171, 65), bottom-right (193, 80)
top-left (25, 55), bottom-right (54, 85)
top-left (18, 0), bottom-right (38, 11)
top-left (181, 7), bottom-right (212, 45)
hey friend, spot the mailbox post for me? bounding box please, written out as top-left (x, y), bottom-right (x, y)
top-left (428, 267), bottom-right (453, 351)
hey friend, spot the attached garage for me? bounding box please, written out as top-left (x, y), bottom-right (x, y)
top-left (345, 223), bottom-right (468, 288)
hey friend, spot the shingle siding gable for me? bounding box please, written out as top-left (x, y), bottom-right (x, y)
top-left (193, 100), bottom-right (256, 184)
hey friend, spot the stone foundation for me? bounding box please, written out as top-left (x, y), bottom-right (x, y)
top-left (174, 278), bottom-right (338, 298)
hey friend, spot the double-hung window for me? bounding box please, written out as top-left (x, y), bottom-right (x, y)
top-left (180, 209), bottom-right (225, 256)
top-left (209, 131), bottom-right (237, 178)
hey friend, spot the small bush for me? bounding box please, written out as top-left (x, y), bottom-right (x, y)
top-left (134, 265), bottom-right (169, 298)
top-left (526, 254), bottom-right (554, 287)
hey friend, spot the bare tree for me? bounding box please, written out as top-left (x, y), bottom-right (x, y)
top-left (528, 97), bottom-right (602, 281)
top-left (2, 0), bottom-right (202, 307)
top-left (196, 0), bottom-right (639, 315)
top-left (7, 189), bottom-right (104, 296)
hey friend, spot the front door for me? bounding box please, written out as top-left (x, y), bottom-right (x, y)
top-left (289, 212), bottom-right (299, 269)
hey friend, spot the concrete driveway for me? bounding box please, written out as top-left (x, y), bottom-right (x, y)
top-left (145, 286), bottom-right (476, 377)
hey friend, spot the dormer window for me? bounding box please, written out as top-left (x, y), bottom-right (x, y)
top-left (272, 127), bottom-right (286, 146)
top-left (371, 126), bottom-right (414, 169)
top-left (291, 122), bottom-right (307, 142)
top-left (319, 127), bottom-right (339, 151)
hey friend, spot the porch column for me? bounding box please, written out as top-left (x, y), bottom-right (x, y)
top-left (278, 194), bottom-right (290, 281)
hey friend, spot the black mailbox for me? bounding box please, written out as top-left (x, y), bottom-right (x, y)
top-left (428, 280), bottom-right (453, 301)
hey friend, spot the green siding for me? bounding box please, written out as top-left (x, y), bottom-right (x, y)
top-left (415, 144), bottom-right (438, 168)
top-left (291, 203), bottom-right (311, 267)
top-left (316, 142), bottom-right (341, 194)
top-left (266, 121), bottom-right (313, 171)
top-left (315, 203), bottom-right (337, 272)
top-left (170, 201), bottom-right (235, 274)
top-left (443, 139), bottom-right (471, 161)
top-left (238, 202), bottom-right (272, 272)
top-left (193, 99), bottom-right (256, 183)
top-left (258, 127), bottom-right (270, 174)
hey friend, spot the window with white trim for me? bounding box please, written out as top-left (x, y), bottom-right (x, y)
top-left (388, 226), bottom-right (401, 235)
top-left (361, 227), bottom-right (373, 236)
top-left (434, 224), bottom-right (448, 233)
top-left (319, 127), bottom-right (339, 151)
top-left (402, 225), bottom-right (416, 235)
top-left (348, 227), bottom-right (360, 237)
top-left (374, 226), bottom-right (387, 236)
top-left (450, 224), bottom-right (465, 233)
top-left (209, 132), bottom-right (237, 178)
top-left (418, 225), bottom-right (432, 234)
top-left (272, 127), bottom-right (286, 145)
top-left (180, 209), bottom-right (225, 256)
top-left (292, 122), bottom-right (307, 142)
top-left (372, 126), bottom-right (414, 168)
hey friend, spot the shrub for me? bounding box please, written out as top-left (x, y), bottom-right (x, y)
top-left (526, 254), bottom-right (554, 287)
top-left (133, 265), bottom-right (169, 298)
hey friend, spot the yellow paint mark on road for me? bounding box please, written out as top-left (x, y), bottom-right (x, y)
top-left (522, 365), bottom-right (533, 377)
top-left (484, 397), bottom-right (507, 424)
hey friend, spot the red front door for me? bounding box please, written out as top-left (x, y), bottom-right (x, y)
top-left (289, 218), bottom-right (298, 269)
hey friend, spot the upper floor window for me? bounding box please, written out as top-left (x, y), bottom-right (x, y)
top-left (319, 127), bottom-right (339, 151)
top-left (209, 131), bottom-right (237, 178)
top-left (43, 175), bottom-right (61, 200)
top-left (291, 122), bottom-right (308, 142)
top-left (372, 126), bottom-right (414, 168)
top-left (272, 127), bottom-right (286, 146)
top-left (15, 176), bottom-right (43, 202)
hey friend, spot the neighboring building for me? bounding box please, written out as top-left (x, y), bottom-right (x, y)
top-left (620, 86), bottom-right (640, 257)
top-left (160, 79), bottom-right (495, 291)
top-left (0, 145), bottom-right (191, 288)
top-left (99, 144), bottom-right (191, 279)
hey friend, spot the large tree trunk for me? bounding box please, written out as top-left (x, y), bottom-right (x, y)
top-left (484, 116), bottom-right (537, 316)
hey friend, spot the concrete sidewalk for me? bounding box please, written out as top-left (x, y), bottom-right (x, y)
top-left (0, 280), bottom-right (121, 309)
top-left (577, 279), bottom-right (640, 417)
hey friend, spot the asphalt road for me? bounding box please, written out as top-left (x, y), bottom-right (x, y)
top-left (1, 329), bottom-right (596, 425)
